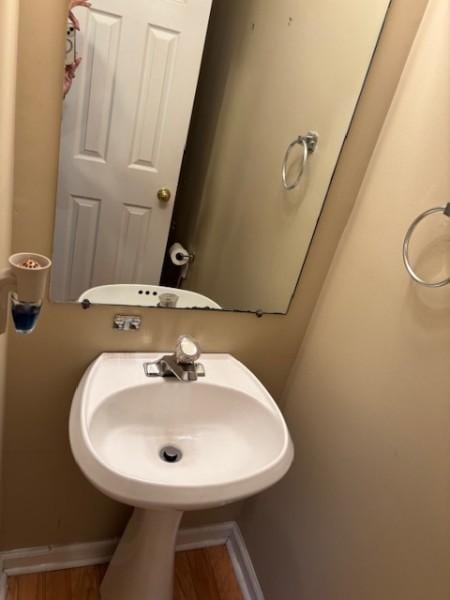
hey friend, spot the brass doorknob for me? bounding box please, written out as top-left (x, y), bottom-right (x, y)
top-left (157, 188), bottom-right (171, 202)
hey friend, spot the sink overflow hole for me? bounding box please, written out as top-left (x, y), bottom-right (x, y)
top-left (160, 446), bottom-right (183, 464)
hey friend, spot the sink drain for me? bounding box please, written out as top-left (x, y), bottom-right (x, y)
top-left (160, 446), bottom-right (183, 464)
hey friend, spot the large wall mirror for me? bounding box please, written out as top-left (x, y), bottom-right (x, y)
top-left (51, 0), bottom-right (391, 314)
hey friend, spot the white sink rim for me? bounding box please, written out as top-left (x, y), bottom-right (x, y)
top-left (70, 353), bottom-right (294, 510)
top-left (78, 284), bottom-right (222, 309)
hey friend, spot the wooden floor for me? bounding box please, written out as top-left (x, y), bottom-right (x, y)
top-left (6, 545), bottom-right (244, 600)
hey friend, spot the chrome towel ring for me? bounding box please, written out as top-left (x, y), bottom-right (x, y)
top-left (282, 131), bottom-right (319, 191)
top-left (403, 202), bottom-right (450, 288)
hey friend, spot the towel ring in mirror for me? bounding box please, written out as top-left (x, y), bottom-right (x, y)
top-left (403, 203), bottom-right (450, 288)
top-left (282, 131), bottom-right (319, 191)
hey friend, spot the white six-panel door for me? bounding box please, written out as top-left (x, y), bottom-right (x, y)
top-left (52, 0), bottom-right (212, 301)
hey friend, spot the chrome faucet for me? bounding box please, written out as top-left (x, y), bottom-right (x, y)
top-left (144, 336), bottom-right (205, 382)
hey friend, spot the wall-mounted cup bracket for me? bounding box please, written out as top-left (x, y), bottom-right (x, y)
top-left (0, 253), bottom-right (52, 335)
top-left (0, 269), bottom-right (16, 335)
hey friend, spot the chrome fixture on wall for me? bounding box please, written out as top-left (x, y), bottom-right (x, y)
top-left (113, 315), bottom-right (142, 331)
top-left (282, 131), bottom-right (319, 191)
top-left (403, 202), bottom-right (450, 288)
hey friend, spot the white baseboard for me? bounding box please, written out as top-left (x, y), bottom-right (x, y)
top-left (224, 523), bottom-right (265, 600)
top-left (0, 538), bottom-right (117, 577)
top-left (0, 521), bottom-right (263, 600)
top-left (0, 572), bottom-right (6, 600)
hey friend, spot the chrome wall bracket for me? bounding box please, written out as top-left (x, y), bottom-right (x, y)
top-left (302, 131), bottom-right (319, 154)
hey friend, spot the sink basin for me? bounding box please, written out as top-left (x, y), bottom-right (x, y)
top-left (69, 352), bottom-right (293, 600)
top-left (70, 353), bottom-right (292, 510)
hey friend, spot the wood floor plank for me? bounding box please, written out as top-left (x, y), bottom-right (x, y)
top-left (6, 573), bottom-right (44, 600)
top-left (70, 565), bottom-right (103, 600)
top-left (174, 550), bottom-right (200, 600)
top-left (5, 576), bottom-right (18, 600)
top-left (43, 569), bottom-right (71, 600)
top-left (6, 545), bottom-right (242, 600)
top-left (206, 545), bottom-right (244, 600)
top-left (94, 564), bottom-right (108, 588)
top-left (189, 549), bottom-right (222, 600)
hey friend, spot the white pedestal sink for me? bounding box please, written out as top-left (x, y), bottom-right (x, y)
top-left (69, 353), bottom-right (293, 600)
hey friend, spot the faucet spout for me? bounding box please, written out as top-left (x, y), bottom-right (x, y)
top-left (160, 354), bottom-right (198, 382)
top-left (143, 336), bottom-right (205, 382)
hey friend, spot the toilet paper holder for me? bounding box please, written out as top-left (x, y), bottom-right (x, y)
top-left (177, 251), bottom-right (195, 263)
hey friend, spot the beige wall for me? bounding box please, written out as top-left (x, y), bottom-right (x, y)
top-left (0, 0), bottom-right (427, 551)
top-left (175, 0), bottom-right (390, 313)
top-left (239, 1), bottom-right (449, 598)
top-left (0, 0), bottom-right (18, 523)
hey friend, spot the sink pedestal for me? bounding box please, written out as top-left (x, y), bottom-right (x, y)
top-left (101, 508), bottom-right (183, 600)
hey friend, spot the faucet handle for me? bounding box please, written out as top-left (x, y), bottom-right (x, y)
top-left (176, 335), bottom-right (201, 364)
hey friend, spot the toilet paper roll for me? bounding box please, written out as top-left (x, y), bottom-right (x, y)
top-left (169, 243), bottom-right (190, 267)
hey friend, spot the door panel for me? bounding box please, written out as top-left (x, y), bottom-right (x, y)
top-left (66, 196), bottom-right (101, 299)
top-left (79, 10), bottom-right (122, 162)
top-left (129, 25), bottom-right (179, 171)
top-left (114, 204), bottom-right (153, 283)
